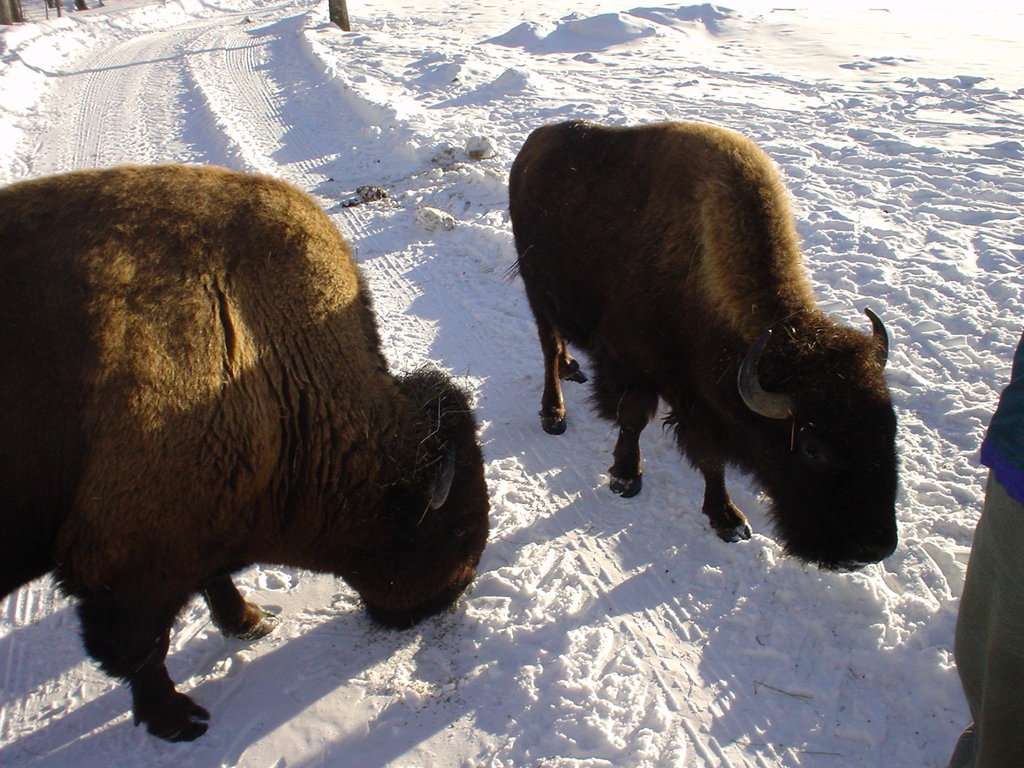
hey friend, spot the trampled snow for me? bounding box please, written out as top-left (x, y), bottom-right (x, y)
top-left (1, 0), bottom-right (1022, 766)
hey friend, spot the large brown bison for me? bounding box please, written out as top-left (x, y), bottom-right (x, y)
top-left (0, 164), bottom-right (489, 741)
top-left (510, 120), bottom-right (897, 570)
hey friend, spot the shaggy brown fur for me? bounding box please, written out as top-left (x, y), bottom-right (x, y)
top-left (0, 164), bottom-right (489, 741)
top-left (510, 120), bottom-right (896, 569)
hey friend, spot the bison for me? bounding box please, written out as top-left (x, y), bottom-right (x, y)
top-left (0, 164), bottom-right (489, 741)
top-left (509, 120), bottom-right (897, 570)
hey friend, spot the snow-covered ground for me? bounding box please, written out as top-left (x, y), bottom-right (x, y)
top-left (1, 1), bottom-right (1022, 766)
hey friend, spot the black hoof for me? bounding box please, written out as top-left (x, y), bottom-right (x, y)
top-left (560, 360), bottom-right (588, 384)
top-left (714, 521), bottom-right (753, 543)
top-left (610, 474), bottom-right (643, 498)
top-left (139, 696), bottom-right (210, 742)
top-left (158, 716), bottom-right (209, 743)
top-left (541, 416), bottom-right (567, 435)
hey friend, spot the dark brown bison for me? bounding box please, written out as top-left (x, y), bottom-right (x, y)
top-left (509, 120), bottom-right (897, 570)
top-left (0, 164), bottom-right (489, 741)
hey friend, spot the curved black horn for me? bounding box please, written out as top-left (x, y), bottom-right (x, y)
top-left (428, 442), bottom-right (458, 510)
top-left (737, 330), bottom-right (795, 420)
top-left (863, 307), bottom-right (889, 367)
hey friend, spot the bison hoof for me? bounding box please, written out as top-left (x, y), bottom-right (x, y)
top-left (560, 360), bottom-right (588, 384)
top-left (715, 521), bottom-right (753, 543)
top-left (610, 474), bottom-right (643, 498)
top-left (541, 415), bottom-right (567, 435)
top-left (213, 603), bottom-right (280, 641)
top-left (139, 694), bottom-right (210, 742)
top-left (225, 608), bottom-right (280, 642)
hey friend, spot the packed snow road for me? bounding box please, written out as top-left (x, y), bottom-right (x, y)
top-left (2, 0), bottom-right (1023, 766)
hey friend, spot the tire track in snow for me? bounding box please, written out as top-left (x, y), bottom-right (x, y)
top-left (0, 583), bottom-right (81, 748)
top-left (183, 19), bottom-right (294, 177)
top-left (25, 19), bottom-right (237, 175)
top-left (183, 12), bottom-right (442, 362)
top-left (0, 590), bottom-right (39, 743)
top-left (183, 13), bottom-right (421, 195)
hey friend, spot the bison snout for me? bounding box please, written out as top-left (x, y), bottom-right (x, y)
top-left (365, 573), bottom-right (476, 630)
top-left (831, 528), bottom-right (898, 571)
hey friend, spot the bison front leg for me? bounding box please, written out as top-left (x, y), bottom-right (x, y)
top-left (127, 635), bottom-right (211, 742)
top-left (699, 462), bottom-right (753, 543)
top-left (203, 574), bottom-right (279, 641)
top-left (77, 588), bottom-right (209, 741)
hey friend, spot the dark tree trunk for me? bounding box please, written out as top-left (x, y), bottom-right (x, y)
top-left (328, 0), bottom-right (349, 31)
top-left (1, 0), bottom-right (25, 24)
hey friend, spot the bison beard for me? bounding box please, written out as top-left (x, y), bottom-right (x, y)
top-left (510, 119), bottom-right (898, 570)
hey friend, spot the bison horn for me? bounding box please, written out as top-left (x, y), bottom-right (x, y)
top-left (428, 443), bottom-right (458, 510)
top-left (863, 307), bottom-right (889, 367)
top-left (737, 330), bottom-right (795, 420)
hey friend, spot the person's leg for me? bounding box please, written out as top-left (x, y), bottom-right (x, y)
top-left (953, 473), bottom-right (1024, 767)
top-left (948, 724), bottom-right (976, 768)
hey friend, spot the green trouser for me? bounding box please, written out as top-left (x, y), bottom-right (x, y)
top-left (950, 473), bottom-right (1024, 768)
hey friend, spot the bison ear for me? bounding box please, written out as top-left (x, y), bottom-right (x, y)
top-left (428, 443), bottom-right (458, 510)
top-left (737, 330), bottom-right (795, 420)
top-left (863, 308), bottom-right (889, 368)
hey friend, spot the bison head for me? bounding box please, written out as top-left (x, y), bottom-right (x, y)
top-left (355, 369), bottom-right (489, 628)
top-left (734, 311), bottom-right (897, 570)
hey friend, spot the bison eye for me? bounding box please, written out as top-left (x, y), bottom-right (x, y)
top-left (798, 432), bottom-right (830, 470)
